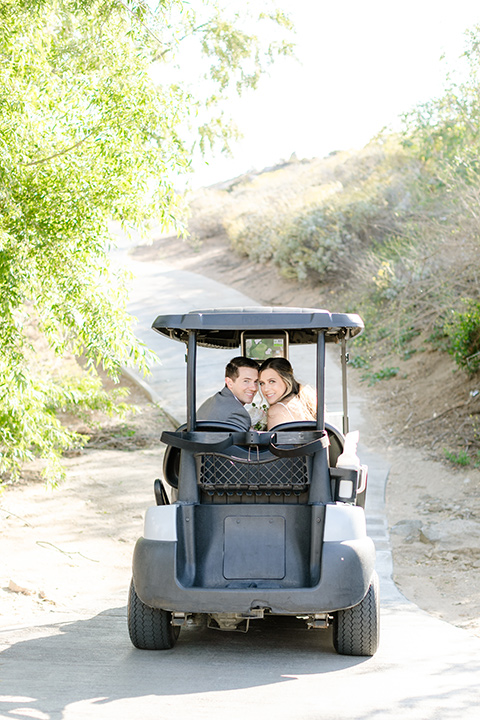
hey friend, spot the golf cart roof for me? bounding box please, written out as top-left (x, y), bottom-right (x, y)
top-left (152, 307), bottom-right (363, 349)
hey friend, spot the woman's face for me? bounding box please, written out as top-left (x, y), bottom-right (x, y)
top-left (259, 368), bottom-right (288, 405)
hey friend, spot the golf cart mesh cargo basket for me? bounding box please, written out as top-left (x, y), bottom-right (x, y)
top-left (195, 452), bottom-right (310, 494)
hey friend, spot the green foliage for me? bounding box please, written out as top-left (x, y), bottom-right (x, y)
top-left (0, 368), bottom-right (131, 485)
top-left (51, 374), bottom-right (131, 418)
top-left (443, 448), bottom-right (471, 466)
top-left (110, 424), bottom-right (137, 439)
top-left (360, 366), bottom-right (400, 386)
top-left (0, 0), bottom-right (294, 482)
top-left (401, 25), bottom-right (480, 187)
top-left (348, 355), bottom-right (369, 369)
top-left (428, 324), bottom-right (451, 352)
top-left (444, 300), bottom-right (480, 373)
top-left (398, 327), bottom-right (421, 347)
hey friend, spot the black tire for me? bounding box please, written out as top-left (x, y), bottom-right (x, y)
top-left (127, 580), bottom-right (180, 650)
top-left (333, 571), bottom-right (380, 656)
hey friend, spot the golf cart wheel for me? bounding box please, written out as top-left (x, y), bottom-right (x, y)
top-left (128, 579), bottom-right (180, 650)
top-left (333, 571), bottom-right (380, 656)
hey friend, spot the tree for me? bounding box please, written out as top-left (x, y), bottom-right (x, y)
top-left (401, 26), bottom-right (480, 182)
top-left (0, 0), bottom-right (294, 482)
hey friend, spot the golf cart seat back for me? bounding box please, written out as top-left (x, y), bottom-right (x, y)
top-left (162, 421), bottom-right (344, 505)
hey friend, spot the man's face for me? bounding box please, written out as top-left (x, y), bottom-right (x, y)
top-left (225, 366), bottom-right (259, 405)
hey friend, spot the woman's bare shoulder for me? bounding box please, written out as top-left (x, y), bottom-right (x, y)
top-left (267, 402), bottom-right (291, 428)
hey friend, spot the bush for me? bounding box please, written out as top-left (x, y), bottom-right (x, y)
top-left (220, 142), bottom-right (416, 283)
top-left (443, 448), bottom-right (471, 466)
top-left (444, 299), bottom-right (480, 373)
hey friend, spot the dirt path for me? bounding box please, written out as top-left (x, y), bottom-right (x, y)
top-left (0, 379), bottom-right (175, 626)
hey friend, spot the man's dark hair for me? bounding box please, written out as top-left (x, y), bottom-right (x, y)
top-left (225, 356), bottom-right (259, 381)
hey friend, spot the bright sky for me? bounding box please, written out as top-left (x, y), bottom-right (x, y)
top-left (190, 0), bottom-right (480, 188)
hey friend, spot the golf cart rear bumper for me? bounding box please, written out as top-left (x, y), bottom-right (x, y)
top-left (132, 535), bottom-right (376, 614)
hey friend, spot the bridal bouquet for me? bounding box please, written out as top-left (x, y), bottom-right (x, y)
top-left (246, 398), bottom-right (268, 430)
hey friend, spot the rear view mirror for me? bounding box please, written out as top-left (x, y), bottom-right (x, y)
top-left (241, 331), bottom-right (289, 360)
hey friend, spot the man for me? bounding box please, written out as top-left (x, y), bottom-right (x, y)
top-left (197, 356), bottom-right (259, 430)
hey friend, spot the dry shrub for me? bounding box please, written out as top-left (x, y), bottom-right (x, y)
top-left (190, 140), bottom-right (419, 284)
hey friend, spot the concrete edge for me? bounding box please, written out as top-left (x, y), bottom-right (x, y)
top-left (121, 366), bottom-right (180, 429)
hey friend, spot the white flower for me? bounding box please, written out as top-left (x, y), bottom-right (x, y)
top-left (246, 399), bottom-right (268, 430)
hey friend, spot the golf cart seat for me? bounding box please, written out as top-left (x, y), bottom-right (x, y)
top-left (163, 421), bottom-right (251, 490)
top-left (270, 420), bottom-right (344, 467)
top-left (162, 421), bottom-right (345, 506)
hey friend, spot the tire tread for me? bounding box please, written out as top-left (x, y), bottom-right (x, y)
top-left (128, 580), bottom-right (180, 650)
top-left (333, 571), bottom-right (380, 656)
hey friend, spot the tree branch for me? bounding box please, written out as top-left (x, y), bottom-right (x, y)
top-left (153, 21), bottom-right (213, 61)
top-left (22, 132), bottom-right (96, 167)
top-left (411, 398), bottom-right (473, 428)
top-left (114, 0), bottom-right (165, 50)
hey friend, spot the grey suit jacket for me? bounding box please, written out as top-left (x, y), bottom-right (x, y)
top-left (197, 386), bottom-right (251, 431)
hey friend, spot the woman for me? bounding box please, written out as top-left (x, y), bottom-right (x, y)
top-left (258, 357), bottom-right (316, 430)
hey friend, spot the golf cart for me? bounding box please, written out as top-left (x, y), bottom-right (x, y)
top-left (128, 307), bottom-right (379, 656)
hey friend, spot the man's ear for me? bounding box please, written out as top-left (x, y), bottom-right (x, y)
top-left (225, 376), bottom-right (234, 391)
